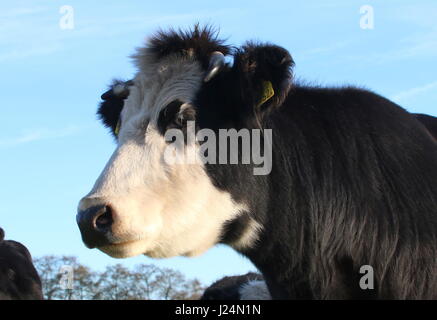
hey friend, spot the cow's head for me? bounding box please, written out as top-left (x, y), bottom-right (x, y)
top-left (77, 26), bottom-right (293, 259)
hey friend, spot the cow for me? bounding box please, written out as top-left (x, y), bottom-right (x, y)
top-left (77, 26), bottom-right (437, 299)
top-left (0, 228), bottom-right (43, 300)
top-left (201, 272), bottom-right (271, 300)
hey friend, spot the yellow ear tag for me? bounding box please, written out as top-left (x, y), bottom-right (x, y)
top-left (114, 120), bottom-right (121, 136)
top-left (258, 81), bottom-right (275, 107)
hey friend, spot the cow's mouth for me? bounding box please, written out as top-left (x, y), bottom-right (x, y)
top-left (98, 239), bottom-right (149, 258)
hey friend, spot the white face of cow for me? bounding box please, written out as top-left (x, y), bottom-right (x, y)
top-left (77, 53), bottom-right (248, 259)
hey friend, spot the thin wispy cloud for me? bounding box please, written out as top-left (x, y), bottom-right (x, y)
top-left (391, 81), bottom-right (437, 103)
top-left (0, 5), bottom-right (239, 62)
top-left (0, 125), bottom-right (84, 148)
top-left (375, 29), bottom-right (437, 63)
top-left (0, 6), bottom-right (48, 19)
top-left (71, 9), bottom-right (237, 39)
top-left (343, 26), bottom-right (437, 65)
top-left (392, 3), bottom-right (437, 27)
top-left (341, 3), bottom-right (437, 64)
top-left (0, 45), bottom-right (61, 62)
top-left (299, 40), bottom-right (351, 59)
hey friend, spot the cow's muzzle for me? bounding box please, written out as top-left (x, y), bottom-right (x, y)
top-left (76, 204), bottom-right (114, 248)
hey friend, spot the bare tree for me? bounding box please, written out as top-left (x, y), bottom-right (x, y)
top-left (34, 255), bottom-right (204, 300)
top-left (130, 264), bottom-right (161, 299)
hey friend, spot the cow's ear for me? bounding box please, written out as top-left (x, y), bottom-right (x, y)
top-left (98, 79), bottom-right (133, 139)
top-left (232, 43), bottom-right (294, 115)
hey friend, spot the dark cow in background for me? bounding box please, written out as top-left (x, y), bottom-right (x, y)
top-left (77, 26), bottom-right (437, 299)
top-left (201, 273), bottom-right (270, 300)
top-left (0, 228), bottom-right (43, 300)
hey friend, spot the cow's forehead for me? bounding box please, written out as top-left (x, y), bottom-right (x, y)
top-left (123, 55), bottom-right (204, 125)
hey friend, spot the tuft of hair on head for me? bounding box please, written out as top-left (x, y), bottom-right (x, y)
top-left (136, 24), bottom-right (231, 71)
top-left (0, 228), bottom-right (4, 242)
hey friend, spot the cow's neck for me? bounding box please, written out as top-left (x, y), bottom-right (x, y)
top-left (241, 118), bottom-right (315, 299)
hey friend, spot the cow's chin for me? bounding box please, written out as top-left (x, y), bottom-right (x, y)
top-left (99, 243), bottom-right (211, 259)
top-left (144, 247), bottom-right (208, 259)
top-left (98, 240), bottom-right (150, 259)
top-left (97, 240), bottom-right (211, 259)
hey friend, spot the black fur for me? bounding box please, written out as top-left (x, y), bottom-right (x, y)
top-left (148, 25), bottom-right (230, 70)
top-left (0, 228), bottom-right (43, 300)
top-left (200, 272), bottom-right (264, 300)
top-left (232, 43), bottom-right (294, 114)
top-left (97, 79), bottom-right (133, 138)
top-left (193, 40), bottom-right (437, 299)
top-left (414, 113), bottom-right (437, 140)
top-left (157, 100), bottom-right (197, 139)
top-left (100, 28), bottom-right (437, 299)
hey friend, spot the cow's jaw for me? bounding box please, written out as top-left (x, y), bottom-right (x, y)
top-left (80, 135), bottom-right (247, 258)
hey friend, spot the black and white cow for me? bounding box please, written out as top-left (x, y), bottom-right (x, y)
top-left (0, 228), bottom-right (43, 300)
top-left (201, 273), bottom-right (271, 300)
top-left (77, 26), bottom-right (437, 299)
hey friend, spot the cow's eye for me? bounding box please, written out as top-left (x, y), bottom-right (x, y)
top-left (157, 100), bottom-right (195, 135)
top-left (164, 100), bottom-right (184, 125)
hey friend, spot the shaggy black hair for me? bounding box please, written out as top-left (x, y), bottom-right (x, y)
top-left (232, 42), bottom-right (294, 113)
top-left (0, 228), bottom-right (43, 300)
top-left (193, 42), bottom-right (437, 299)
top-left (147, 24), bottom-right (231, 70)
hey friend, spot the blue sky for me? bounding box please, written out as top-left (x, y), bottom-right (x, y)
top-left (0, 0), bottom-right (436, 286)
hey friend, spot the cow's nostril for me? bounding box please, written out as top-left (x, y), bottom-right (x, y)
top-left (77, 203), bottom-right (115, 248)
top-left (94, 206), bottom-right (113, 231)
